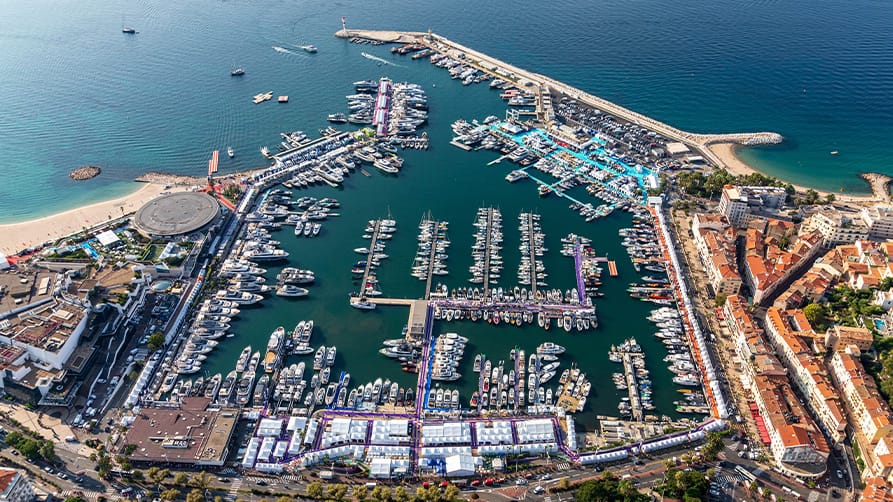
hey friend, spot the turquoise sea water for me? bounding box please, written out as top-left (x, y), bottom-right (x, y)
top-left (0, 0), bottom-right (891, 222)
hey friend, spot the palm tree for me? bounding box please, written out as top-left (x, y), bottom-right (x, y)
top-left (306, 481), bottom-right (324, 500)
top-left (443, 485), bottom-right (460, 501)
top-left (617, 479), bottom-right (635, 497)
top-left (189, 472), bottom-right (212, 491)
top-left (392, 486), bottom-right (409, 502)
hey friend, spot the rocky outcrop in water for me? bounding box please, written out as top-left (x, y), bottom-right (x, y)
top-left (860, 173), bottom-right (893, 202)
top-left (69, 165), bottom-right (101, 180)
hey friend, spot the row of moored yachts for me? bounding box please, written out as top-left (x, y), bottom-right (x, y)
top-left (517, 212), bottom-right (547, 287)
top-left (329, 79), bottom-right (428, 138)
top-left (349, 218), bottom-right (396, 308)
top-left (469, 207), bottom-right (503, 285)
top-left (469, 343), bottom-right (573, 410)
top-left (411, 218), bottom-right (450, 281)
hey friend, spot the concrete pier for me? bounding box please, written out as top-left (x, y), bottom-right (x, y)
top-left (521, 212), bottom-right (541, 297)
top-left (621, 353), bottom-right (644, 422)
top-left (355, 221), bottom-right (382, 302)
top-left (335, 29), bottom-right (783, 170)
top-left (572, 244), bottom-right (587, 304)
top-left (481, 208), bottom-right (496, 296)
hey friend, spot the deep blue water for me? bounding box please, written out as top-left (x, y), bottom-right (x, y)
top-left (1, 0), bottom-right (891, 220)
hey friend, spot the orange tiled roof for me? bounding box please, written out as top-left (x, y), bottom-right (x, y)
top-left (861, 477), bottom-right (893, 501)
top-left (0, 469), bottom-right (19, 494)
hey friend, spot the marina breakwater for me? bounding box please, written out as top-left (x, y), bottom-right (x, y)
top-left (336, 29), bottom-right (783, 170)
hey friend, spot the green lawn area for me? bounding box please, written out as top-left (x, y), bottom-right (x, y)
top-left (142, 244), bottom-right (163, 262)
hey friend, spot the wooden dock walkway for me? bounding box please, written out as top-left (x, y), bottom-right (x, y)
top-left (621, 352), bottom-right (644, 422)
top-left (356, 221), bottom-right (381, 302)
top-left (482, 208), bottom-right (494, 296)
top-left (421, 218), bottom-right (447, 300)
top-left (522, 212), bottom-right (540, 297)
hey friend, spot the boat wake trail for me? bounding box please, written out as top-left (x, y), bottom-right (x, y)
top-left (361, 52), bottom-right (403, 67)
top-left (272, 45), bottom-right (301, 56)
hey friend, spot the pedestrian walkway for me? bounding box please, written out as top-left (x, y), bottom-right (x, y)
top-left (225, 477), bottom-right (242, 502)
top-left (61, 491), bottom-right (103, 502)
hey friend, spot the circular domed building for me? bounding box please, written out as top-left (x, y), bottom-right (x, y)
top-left (133, 192), bottom-right (220, 239)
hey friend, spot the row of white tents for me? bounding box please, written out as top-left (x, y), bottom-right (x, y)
top-left (578, 419), bottom-right (726, 465)
top-left (653, 203), bottom-right (728, 418)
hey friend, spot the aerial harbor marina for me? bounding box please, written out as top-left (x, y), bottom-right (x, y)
top-left (105, 28), bottom-right (746, 479)
top-left (2, 5), bottom-right (888, 499)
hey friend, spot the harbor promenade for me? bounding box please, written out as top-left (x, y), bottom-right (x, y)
top-left (336, 29), bottom-right (783, 170)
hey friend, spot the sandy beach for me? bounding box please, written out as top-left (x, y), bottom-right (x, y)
top-left (0, 169), bottom-right (255, 257)
top-left (708, 143), bottom-right (889, 203)
top-left (0, 182), bottom-right (187, 256)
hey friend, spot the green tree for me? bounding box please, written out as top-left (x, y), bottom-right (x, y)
top-left (392, 486), bottom-right (409, 502)
top-left (3, 432), bottom-right (23, 446)
top-left (803, 303), bottom-right (827, 329)
top-left (422, 486), bottom-right (441, 502)
top-left (558, 478), bottom-right (569, 490)
top-left (306, 481), bottom-right (325, 500)
top-left (714, 293), bottom-right (728, 308)
top-left (95, 450), bottom-right (113, 479)
top-left (174, 472), bottom-right (189, 486)
top-left (807, 189), bottom-right (819, 203)
top-left (186, 489), bottom-right (204, 502)
top-left (371, 486), bottom-right (391, 502)
top-left (654, 468), bottom-right (710, 501)
top-left (443, 485), bottom-right (460, 501)
top-left (576, 473), bottom-right (648, 502)
top-left (148, 332), bottom-right (165, 351)
top-left (19, 440), bottom-right (39, 459)
top-left (148, 467), bottom-right (170, 489)
top-left (39, 439), bottom-right (55, 461)
top-left (189, 472), bottom-right (212, 490)
top-left (353, 485), bottom-right (368, 501)
top-left (701, 431), bottom-right (726, 461)
top-left (4, 433), bottom-right (51, 462)
top-left (328, 484), bottom-right (348, 502)
top-left (276, 497), bottom-right (295, 502)
top-left (160, 489), bottom-right (181, 501)
top-left (64, 497), bottom-right (87, 502)
top-left (748, 480), bottom-right (759, 493)
top-left (131, 470), bottom-right (144, 483)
